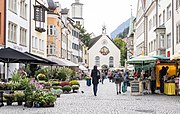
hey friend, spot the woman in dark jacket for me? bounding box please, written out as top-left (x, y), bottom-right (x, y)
top-left (91, 65), bottom-right (100, 96)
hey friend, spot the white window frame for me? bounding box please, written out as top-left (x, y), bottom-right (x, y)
top-left (167, 33), bottom-right (171, 48)
top-left (20, 0), bottom-right (27, 19)
top-left (8, 21), bottom-right (17, 43)
top-left (167, 4), bottom-right (171, 21)
top-left (48, 25), bottom-right (56, 36)
top-left (109, 56), bottom-right (114, 68)
top-left (160, 34), bottom-right (165, 48)
top-left (32, 36), bottom-right (35, 48)
top-left (95, 56), bottom-right (100, 67)
top-left (8, 0), bottom-right (17, 13)
top-left (20, 27), bottom-right (27, 46)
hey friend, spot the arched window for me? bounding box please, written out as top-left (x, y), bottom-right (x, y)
top-left (109, 56), bottom-right (114, 68)
top-left (95, 56), bottom-right (100, 67)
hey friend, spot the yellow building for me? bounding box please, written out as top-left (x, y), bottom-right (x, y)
top-left (47, 1), bottom-right (62, 58)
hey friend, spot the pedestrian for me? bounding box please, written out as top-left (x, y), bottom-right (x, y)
top-left (123, 70), bottom-right (129, 91)
top-left (159, 66), bottom-right (166, 93)
top-left (114, 70), bottom-right (124, 95)
top-left (91, 65), bottom-right (100, 96)
top-left (150, 67), bottom-right (156, 94)
top-left (101, 70), bottom-right (105, 84)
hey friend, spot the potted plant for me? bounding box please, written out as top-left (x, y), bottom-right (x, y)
top-left (71, 85), bottom-right (80, 93)
top-left (59, 81), bottom-right (70, 87)
top-left (50, 89), bottom-right (63, 97)
top-left (43, 94), bottom-right (56, 107)
top-left (14, 91), bottom-right (25, 105)
top-left (70, 80), bottom-right (80, 86)
top-left (62, 85), bottom-right (72, 93)
top-left (4, 94), bottom-right (15, 105)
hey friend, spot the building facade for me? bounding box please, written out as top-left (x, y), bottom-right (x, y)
top-left (134, 0), bottom-right (145, 56)
top-left (173, 0), bottom-right (180, 57)
top-left (47, 1), bottom-right (62, 58)
top-left (88, 32), bottom-right (120, 69)
top-left (30, 0), bottom-right (48, 58)
top-left (5, 0), bottom-right (30, 79)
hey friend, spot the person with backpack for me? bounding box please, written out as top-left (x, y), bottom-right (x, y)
top-left (91, 65), bottom-right (100, 96)
top-left (114, 70), bottom-right (124, 95)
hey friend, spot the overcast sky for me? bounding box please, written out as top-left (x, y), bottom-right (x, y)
top-left (58, 0), bottom-right (138, 36)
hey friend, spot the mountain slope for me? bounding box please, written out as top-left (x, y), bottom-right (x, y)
top-left (111, 18), bottom-right (130, 39)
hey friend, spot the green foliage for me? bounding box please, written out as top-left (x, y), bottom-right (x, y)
top-left (52, 86), bottom-right (62, 89)
top-left (54, 67), bottom-right (74, 81)
top-left (50, 89), bottom-right (63, 96)
top-left (113, 38), bottom-right (127, 66)
top-left (71, 85), bottom-right (79, 90)
top-left (14, 91), bottom-right (25, 101)
top-left (70, 80), bottom-right (80, 86)
top-left (76, 25), bottom-right (91, 46)
top-left (3, 94), bottom-right (15, 101)
top-left (62, 85), bottom-right (72, 93)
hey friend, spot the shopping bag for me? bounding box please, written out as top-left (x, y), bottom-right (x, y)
top-left (122, 83), bottom-right (127, 93)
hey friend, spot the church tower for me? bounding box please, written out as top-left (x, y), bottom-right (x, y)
top-left (71, 0), bottom-right (84, 26)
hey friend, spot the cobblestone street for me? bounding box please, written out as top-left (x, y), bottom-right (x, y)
top-left (1, 79), bottom-right (180, 114)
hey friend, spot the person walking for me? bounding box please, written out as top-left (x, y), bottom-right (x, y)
top-left (150, 67), bottom-right (156, 94)
top-left (101, 70), bottom-right (105, 84)
top-left (91, 65), bottom-right (100, 96)
top-left (114, 70), bottom-right (124, 95)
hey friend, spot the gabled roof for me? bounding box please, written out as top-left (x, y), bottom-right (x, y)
top-left (88, 35), bottom-right (120, 50)
top-left (61, 8), bottom-right (69, 14)
top-left (88, 35), bottom-right (102, 49)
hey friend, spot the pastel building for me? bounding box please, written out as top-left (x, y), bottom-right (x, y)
top-left (47, 1), bottom-right (62, 58)
top-left (30, 0), bottom-right (48, 58)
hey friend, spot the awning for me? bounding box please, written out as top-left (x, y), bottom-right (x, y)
top-left (60, 59), bottom-right (78, 67)
top-left (79, 65), bottom-right (88, 71)
top-left (0, 47), bottom-right (45, 63)
top-left (47, 57), bottom-right (78, 67)
top-left (48, 57), bottom-right (67, 66)
top-left (25, 52), bottom-right (58, 65)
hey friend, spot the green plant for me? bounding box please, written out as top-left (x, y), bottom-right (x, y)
top-left (62, 85), bottom-right (72, 93)
top-left (52, 81), bottom-right (59, 86)
top-left (3, 94), bottom-right (15, 101)
top-left (11, 71), bottom-right (22, 83)
top-left (54, 67), bottom-right (75, 81)
top-left (14, 91), bottom-right (25, 101)
top-left (84, 76), bottom-right (91, 80)
top-left (50, 89), bottom-right (63, 96)
top-left (19, 78), bottom-right (30, 90)
top-left (70, 80), bottom-right (80, 86)
top-left (72, 85), bottom-right (79, 90)
top-left (52, 86), bottom-right (62, 89)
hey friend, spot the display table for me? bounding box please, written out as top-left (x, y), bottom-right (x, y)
top-left (164, 83), bottom-right (175, 95)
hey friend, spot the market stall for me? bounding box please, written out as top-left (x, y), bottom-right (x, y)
top-left (127, 56), bottom-right (157, 95)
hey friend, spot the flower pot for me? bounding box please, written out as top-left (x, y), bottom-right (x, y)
top-left (17, 101), bottom-right (23, 105)
top-left (25, 101), bottom-right (33, 108)
top-left (6, 100), bottom-right (13, 105)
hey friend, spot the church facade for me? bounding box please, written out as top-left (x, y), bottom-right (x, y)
top-left (88, 32), bottom-right (120, 69)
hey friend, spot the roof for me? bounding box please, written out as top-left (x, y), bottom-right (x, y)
top-left (88, 35), bottom-right (102, 49)
top-left (61, 8), bottom-right (69, 14)
top-left (88, 34), bottom-right (120, 50)
top-left (47, 0), bottom-right (57, 10)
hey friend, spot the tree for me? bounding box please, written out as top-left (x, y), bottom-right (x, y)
top-left (76, 25), bottom-right (91, 46)
top-left (113, 38), bottom-right (127, 66)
